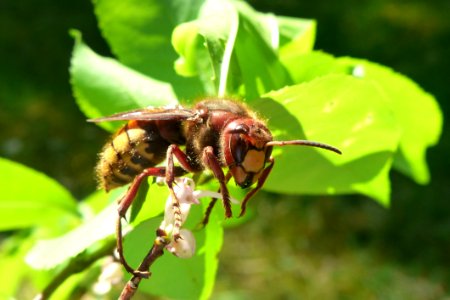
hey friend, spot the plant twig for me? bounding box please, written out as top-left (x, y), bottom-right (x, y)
top-left (119, 230), bottom-right (170, 300)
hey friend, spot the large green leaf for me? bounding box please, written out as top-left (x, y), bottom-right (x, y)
top-left (0, 158), bottom-right (78, 230)
top-left (0, 253), bottom-right (23, 296)
top-left (280, 50), bottom-right (338, 83)
top-left (130, 181), bottom-right (170, 225)
top-left (93, 0), bottom-right (204, 98)
top-left (335, 57), bottom-right (442, 184)
top-left (278, 16), bottom-right (316, 55)
top-left (172, 0), bottom-right (238, 96)
top-left (253, 75), bottom-right (402, 205)
top-left (280, 51), bottom-right (442, 184)
top-left (230, 0), bottom-right (293, 98)
top-left (233, 12), bottom-right (292, 99)
top-left (25, 201), bottom-right (116, 270)
top-left (172, 0), bottom-right (303, 99)
top-left (26, 180), bottom-right (169, 270)
top-left (70, 31), bottom-right (178, 131)
top-left (0, 235), bottom-right (37, 297)
top-left (198, 196), bottom-right (224, 300)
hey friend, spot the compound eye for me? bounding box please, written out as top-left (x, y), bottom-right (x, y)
top-left (230, 133), bottom-right (248, 164)
top-left (232, 124), bottom-right (249, 134)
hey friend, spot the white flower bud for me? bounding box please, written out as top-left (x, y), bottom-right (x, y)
top-left (166, 229), bottom-right (196, 258)
top-left (173, 177), bottom-right (199, 205)
top-left (158, 176), bottom-right (239, 259)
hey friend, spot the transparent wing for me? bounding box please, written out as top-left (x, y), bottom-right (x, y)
top-left (87, 107), bottom-right (198, 122)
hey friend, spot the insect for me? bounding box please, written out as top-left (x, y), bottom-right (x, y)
top-left (89, 98), bottom-right (341, 275)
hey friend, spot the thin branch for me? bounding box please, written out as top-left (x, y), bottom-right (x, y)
top-left (118, 231), bottom-right (170, 300)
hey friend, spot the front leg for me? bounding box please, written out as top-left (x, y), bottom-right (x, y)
top-left (202, 146), bottom-right (233, 219)
top-left (200, 171), bottom-right (232, 227)
top-left (239, 157), bottom-right (274, 217)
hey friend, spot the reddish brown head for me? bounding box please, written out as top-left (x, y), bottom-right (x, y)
top-left (221, 118), bottom-right (342, 189)
top-left (221, 118), bottom-right (273, 188)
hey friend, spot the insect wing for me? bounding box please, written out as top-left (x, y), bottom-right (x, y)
top-left (88, 107), bottom-right (198, 122)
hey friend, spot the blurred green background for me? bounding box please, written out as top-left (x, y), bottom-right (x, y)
top-left (0, 0), bottom-right (448, 299)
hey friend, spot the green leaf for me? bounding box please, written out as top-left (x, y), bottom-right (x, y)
top-left (130, 181), bottom-right (170, 225)
top-left (198, 196), bottom-right (223, 300)
top-left (26, 201), bottom-right (117, 269)
top-left (280, 50), bottom-right (443, 184)
top-left (129, 179), bottom-right (150, 223)
top-left (0, 252), bottom-right (25, 296)
top-left (173, 0), bottom-right (295, 99)
top-left (335, 57), bottom-right (442, 184)
top-left (172, 22), bottom-right (206, 78)
top-left (26, 179), bottom-right (169, 271)
top-left (280, 50), bottom-right (338, 83)
top-left (233, 12), bottom-right (292, 99)
top-left (224, 0), bottom-right (293, 98)
top-left (0, 234), bottom-right (35, 297)
top-left (172, 0), bottom-right (238, 96)
top-left (93, 0), bottom-right (204, 98)
top-left (0, 158), bottom-right (78, 230)
top-left (70, 31), bottom-right (178, 131)
top-left (81, 189), bottom-right (111, 214)
top-left (254, 75), bottom-right (402, 205)
top-left (278, 16), bottom-right (316, 56)
top-left (49, 271), bottom-right (91, 300)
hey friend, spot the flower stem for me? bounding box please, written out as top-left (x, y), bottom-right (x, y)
top-left (118, 231), bottom-right (170, 300)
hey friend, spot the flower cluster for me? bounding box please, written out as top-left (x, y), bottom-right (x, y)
top-left (159, 177), bottom-right (198, 258)
top-left (158, 177), bottom-right (236, 258)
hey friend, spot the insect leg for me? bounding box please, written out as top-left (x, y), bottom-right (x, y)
top-left (116, 167), bottom-right (167, 277)
top-left (165, 145), bottom-right (199, 240)
top-left (117, 168), bottom-right (166, 217)
top-left (200, 172), bottom-right (232, 226)
top-left (239, 157), bottom-right (275, 217)
top-left (202, 146), bottom-right (233, 219)
top-left (200, 198), bottom-right (218, 226)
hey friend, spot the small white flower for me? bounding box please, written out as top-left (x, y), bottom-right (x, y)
top-left (165, 228), bottom-right (196, 258)
top-left (159, 177), bottom-right (239, 258)
top-left (159, 178), bottom-right (199, 235)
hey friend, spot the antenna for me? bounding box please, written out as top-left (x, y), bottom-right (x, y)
top-left (266, 140), bottom-right (342, 155)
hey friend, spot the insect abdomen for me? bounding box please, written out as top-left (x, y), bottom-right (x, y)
top-left (96, 120), bottom-right (184, 191)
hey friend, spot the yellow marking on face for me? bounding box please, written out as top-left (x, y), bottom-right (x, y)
top-left (242, 149), bottom-right (265, 173)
